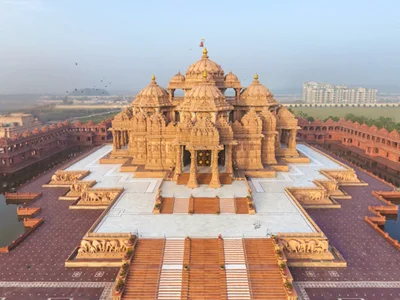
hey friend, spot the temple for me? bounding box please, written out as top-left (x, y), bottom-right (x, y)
top-left (110, 48), bottom-right (300, 187)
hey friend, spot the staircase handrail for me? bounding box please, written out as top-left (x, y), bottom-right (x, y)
top-left (154, 236), bottom-right (166, 299)
top-left (241, 237), bottom-right (254, 299)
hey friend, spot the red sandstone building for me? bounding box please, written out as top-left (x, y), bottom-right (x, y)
top-left (0, 116), bottom-right (112, 178)
top-left (298, 118), bottom-right (400, 186)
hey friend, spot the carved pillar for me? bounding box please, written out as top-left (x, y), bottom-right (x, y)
top-left (289, 129), bottom-right (297, 150)
top-left (115, 131), bottom-right (120, 149)
top-left (235, 88), bottom-right (241, 100)
top-left (266, 133), bottom-right (277, 164)
top-left (121, 130), bottom-right (126, 146)
top-left (275, 129), bottom-right (281, 151)
top-left (112, 130), bottom-right (117, 151)
top-left (226, 145), bottom-right (233, 173)
top-left (209, 149), bottom-right (221, 188)
top-left (187, 149), bottom-right (198, 188)
top-left (175, 145), bottom-right (182, 175)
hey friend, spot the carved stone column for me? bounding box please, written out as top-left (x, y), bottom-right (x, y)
top-left (175, 145), bottom-right (182, 175)
top-left (121, 130), bottom-right (125, 146)
top-left (209, 149), bottom-right (221, 188)
top-left (115, 131), bottom-right (120, 149)
top-left (226, 145), bottom-right (233, 174)
top-left (289, 129), bottom-right (297, 150)
top-left (187, 149), bottom-right (198, 188)
top-left (275, 129), bottom-right (281, 151)
top-left (112, 130), bottom-right (117, 151)
top-left (266, 133), bottom-right (277, 164)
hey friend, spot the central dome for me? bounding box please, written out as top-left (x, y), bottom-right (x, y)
top-left (185, 48), bottom-right (225, 86)
top-left (178, 71), bottom-right (232, 112)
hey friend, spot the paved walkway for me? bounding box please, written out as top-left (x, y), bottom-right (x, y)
top-left (292, 148), bottom-right (400, 299)
top-left (0, 148), bottom-right (117, 300)
top-left (89, 144), bottom-right (349, 237)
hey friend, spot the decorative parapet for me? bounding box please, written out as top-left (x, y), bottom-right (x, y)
top-left (44, 170), bottom-right (90, 187)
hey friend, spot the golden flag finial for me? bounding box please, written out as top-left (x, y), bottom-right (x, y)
top-left (254, 74), bottom-right (259, 80)
top-left (202, 47), bottom-right (208, 57)
top-left (203, 71), bottom-right (208, 79)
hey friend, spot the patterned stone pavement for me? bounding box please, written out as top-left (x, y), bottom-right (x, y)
top-left (0, 148), bottom-right (117, 300)
top-left (292, 148), bottom-right (400, 299)
top-left (1, 146), bottom-right (400, 299)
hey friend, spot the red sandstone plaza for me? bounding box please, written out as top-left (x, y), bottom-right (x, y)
top-left (1, 49), bottom-right (400, 300)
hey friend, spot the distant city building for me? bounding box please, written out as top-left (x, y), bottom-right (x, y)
top-left (302, 82), bottom-right (377, 104)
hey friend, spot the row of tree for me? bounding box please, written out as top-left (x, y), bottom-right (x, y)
top-left (292, 109), bottom-right (400, 131)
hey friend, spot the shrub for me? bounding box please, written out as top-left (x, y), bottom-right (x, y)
top-left (115, 279), bottom-right (124, 292)
top-left (284, 281), bottom-right (293, 290)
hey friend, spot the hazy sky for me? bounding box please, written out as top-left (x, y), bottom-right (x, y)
top-left (0, 0), bottom-right (399, 94)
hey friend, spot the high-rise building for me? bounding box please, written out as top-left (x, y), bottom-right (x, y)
top-left (302, 82), bottom-right (377, 104)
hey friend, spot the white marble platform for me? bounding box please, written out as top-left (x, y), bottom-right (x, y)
top-left (64, 143), bottom-right (347, 237)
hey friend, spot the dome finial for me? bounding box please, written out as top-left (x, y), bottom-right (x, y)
top-left (202, 71), bottom-right (208, 79)
top-left (254, 74), bottom-right (259, 80)
top-left (151, 74), bottom-right (156, 81)
top-left (202, 47), bottom-right (208, 58)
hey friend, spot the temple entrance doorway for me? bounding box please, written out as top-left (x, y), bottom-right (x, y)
top-left (183, 147), bottom-right (191, 166)
top-left (197, 150), bottom-right (211, 167)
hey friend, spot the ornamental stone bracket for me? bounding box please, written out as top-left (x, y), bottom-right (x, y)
top-left (44, 170), bottom-right (90, 187)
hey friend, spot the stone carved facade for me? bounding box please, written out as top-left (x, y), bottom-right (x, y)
top-left (69, 180), bottom-right (96, 195)
top-left (109, 48), bottom-right (300, 187)
top-left (77, 236), bottom-right (132, 259)
top-left (79, 188), bottom-right (122, 206)
top-left (321, 169), bottom-right (360, 183)
top-left (289, 188), bottom-right (329, 205)
top-left (282, 238), bottom-right (329, 254)
top-left (49, 170), bottom-right (90, 185)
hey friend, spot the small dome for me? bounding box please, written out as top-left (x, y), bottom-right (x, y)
top-left (239, 74), bottom-right (276, 106)
top-left (225, 71), bottom-right (239, 82)
top-left (133, 75), bottom-right (172, 108)
top-left (276, 107), bottom-right (295, 119)
top-left (170, 71), bottom-right (185, 83)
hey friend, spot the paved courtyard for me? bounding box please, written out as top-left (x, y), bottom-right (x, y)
top-left (1, 144), bottom-right (400, 299)
top-left (65, 143), bottom-right (348, 237)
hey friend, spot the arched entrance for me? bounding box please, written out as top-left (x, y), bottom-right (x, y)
top-left (218, 147), bottom-right (225, 166)
top-left (183, 147), bottom-right (191, 166)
